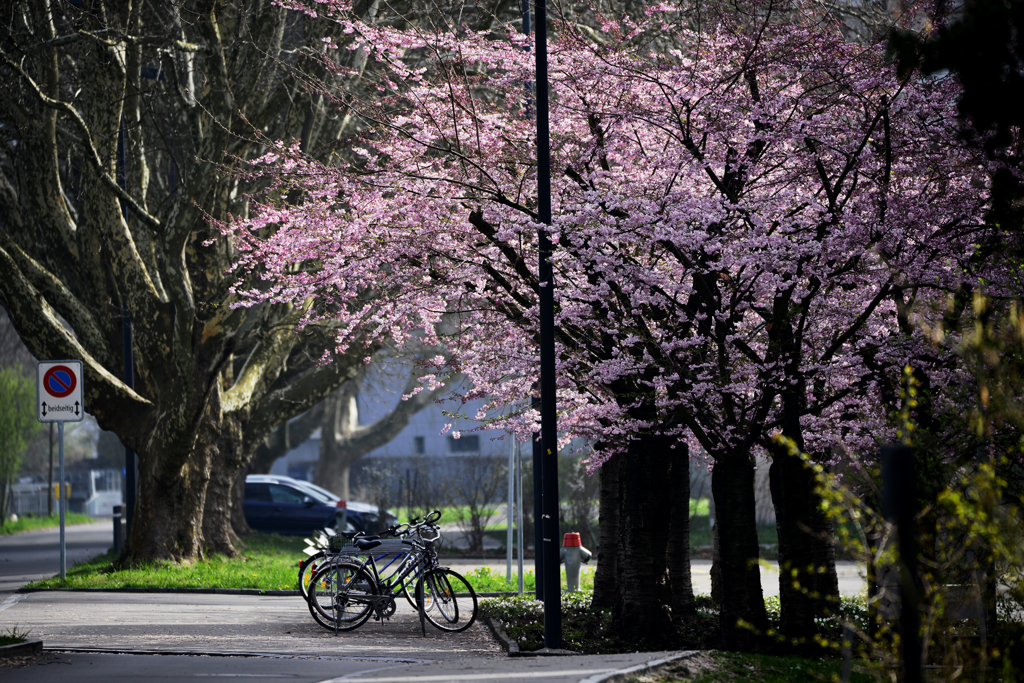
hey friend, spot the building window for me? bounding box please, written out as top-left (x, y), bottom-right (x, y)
top-left (414, 436), bottom-right (425, 454)
top-left (447, 435), bottom-right (480, 453)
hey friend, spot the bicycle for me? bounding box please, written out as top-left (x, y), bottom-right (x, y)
top-left (306, 511), bottom-right (477, 633)
top-left (299, 512), bottom-right (438, 604)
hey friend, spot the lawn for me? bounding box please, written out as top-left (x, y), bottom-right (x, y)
top-left (27, 533), bottom-right (308, 591)
top-left (0, 512), bottom-right (95, 536)
top-left (24, 533), bottom-right (568, 593)
top-left (462, 566), bottom-right (595, 593)
top-left (689, 514), bottom-right (778, 555)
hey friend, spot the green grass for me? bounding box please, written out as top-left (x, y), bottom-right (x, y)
top-left (462, 566), bottom-right (595, 592)
top-left (0, 512), bottom-right (95, 536)
top-left (27, 533), bottom-right (308, 591)
top-left (481, 500), bottom-right (708, 532)
top-left (22, 533), bottom-right (592, 595)
top-left (690, 498), bottom-right (710, 516)
top-left (0, 626), bottom-right (31, 647)
top-left (402, 506), bottom-right (499, 524)
top-left (689, 515), bottom-right (778, 550)
top-left (626, 651), bottom-right (876, 683)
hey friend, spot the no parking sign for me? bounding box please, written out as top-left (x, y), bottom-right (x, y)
top-left (36, 359), bottom-right (84, 580)
top-left (37, 360), bottom-right (84, 422)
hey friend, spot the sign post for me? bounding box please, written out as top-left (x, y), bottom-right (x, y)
top-left (36, 360), bottom-right (84, 580)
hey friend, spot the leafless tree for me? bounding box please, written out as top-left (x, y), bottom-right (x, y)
top-left (449, 455), bottom-right (507, 554)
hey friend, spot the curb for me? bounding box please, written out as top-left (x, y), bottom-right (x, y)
top-left (479, 614), bottom-right (519, 655)
top-left (43, 646), bottom-right (428, 662)
top-left (18, 587), bottom-right (301, 596)
top-left (579, 651), bottom-right (698, 683)
top-left (19, 587), bottom-right (512, 597)
top-left (0, 639), bottom-right (43, 658)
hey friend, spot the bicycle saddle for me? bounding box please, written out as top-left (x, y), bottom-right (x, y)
top-left (355, 538), bottom-right (382, 551)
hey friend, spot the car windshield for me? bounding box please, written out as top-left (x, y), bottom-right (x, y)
top-left (286, 484), bottom-right (330, 504)
top-left (297, 481), bottom-right (339, 501)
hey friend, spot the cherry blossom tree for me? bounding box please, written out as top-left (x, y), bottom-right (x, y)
top-left (228, 0), bottom-right (988, 646)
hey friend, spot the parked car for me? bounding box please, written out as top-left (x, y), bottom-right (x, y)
top-left (243, 475), bottom-right (397, 535)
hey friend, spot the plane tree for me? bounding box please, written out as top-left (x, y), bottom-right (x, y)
top-left (0, 0), bottom-right (406, 562)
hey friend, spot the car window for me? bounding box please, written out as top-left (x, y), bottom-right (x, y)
top-left (269, 484), bottom-right (308, 504)
top-left (244, 483), bottom-right (271, 502)
top-left (291, 484), bottom-right (332, 504)
top-left (300, 482), bottom-right (338, 501)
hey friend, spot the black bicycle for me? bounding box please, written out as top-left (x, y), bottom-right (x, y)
top-left (299, 512), bottom-right (439, 604)
top-left (306, 512), bottom-right (477, 633)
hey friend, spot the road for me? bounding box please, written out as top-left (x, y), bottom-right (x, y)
top-left (0, 521), bottom-right (113, 593)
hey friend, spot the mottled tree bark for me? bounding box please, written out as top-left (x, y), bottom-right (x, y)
top-left (202, 407), bottom-right (246, 556)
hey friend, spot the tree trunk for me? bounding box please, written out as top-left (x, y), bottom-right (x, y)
top-left (667, 442), bottom-right (694, 621)
top-left (768, 295), bottom-right (839, 642)
top-left (711, 448), bottom-right (768, 650)
top-left (615, 431), bottom-right (674, 644)
top-left (769, 446), bottom-right (839, 643)
top-left (202, 408), bottom-right (247, 556)
top-left (315, 428), bottom-right (357, 500)
top-left (231, 467), bottom-right (255, 537)
top-left (592, 450), bottom-right (622, 611)
top-left (125, 429), bottom-right (214, 564)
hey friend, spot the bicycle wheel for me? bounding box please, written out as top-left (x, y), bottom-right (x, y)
top-left (399, 561), bottom-right (429, 610)
top-left (416, 569), bottom-right (477, 632)
top-left (307, 561), bottom-right (376, 632)
top-left (298, 551), bottom-right (326, 600)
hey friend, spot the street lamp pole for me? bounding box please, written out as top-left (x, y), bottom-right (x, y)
top-left (533, 0), bottom-right (562, 650)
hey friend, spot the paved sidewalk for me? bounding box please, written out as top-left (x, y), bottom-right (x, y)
top-left (0, 591), bottom-right (696, 683)
top-left (0, 591), bottom-right (501, 659)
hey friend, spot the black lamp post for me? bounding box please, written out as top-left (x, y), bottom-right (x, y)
top-left (532, 0), bottom-right (562, 650)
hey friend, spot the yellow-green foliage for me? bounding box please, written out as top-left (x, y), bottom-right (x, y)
top-left (774, 432), bottom-right (1024, 680)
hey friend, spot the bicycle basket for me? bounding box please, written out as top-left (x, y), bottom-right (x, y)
top-left (327, 535), bottom-right (349, 552)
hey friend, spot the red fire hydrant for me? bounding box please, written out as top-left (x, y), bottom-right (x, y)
top-left (559, 532), bottom-right (592, 592)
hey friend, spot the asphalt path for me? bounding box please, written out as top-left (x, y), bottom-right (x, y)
top-left (0, 651), bottom-right (696, 683)
top-left (0, 521), bottom-right (113, 593)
